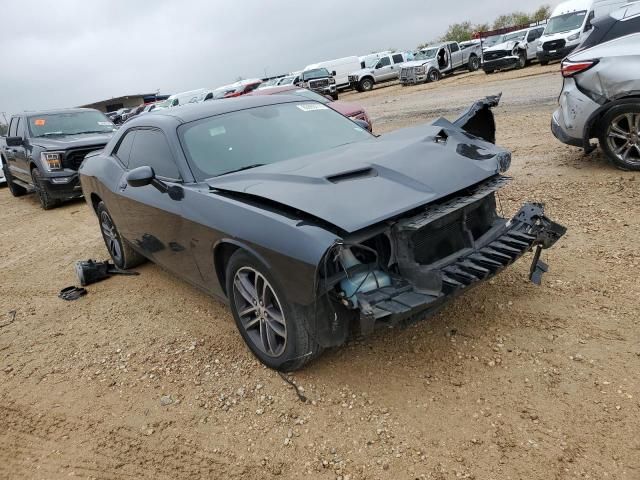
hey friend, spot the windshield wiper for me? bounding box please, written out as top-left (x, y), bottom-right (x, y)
top-left (215, 163), bottom-right (266, 177)
top-left (69, 130), bottom-right (111, 135)
top-left (38, 131), bottom-right (65, 137)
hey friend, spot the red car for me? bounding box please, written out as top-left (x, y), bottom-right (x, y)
top-left (250, 85), bottom-right (372, 131)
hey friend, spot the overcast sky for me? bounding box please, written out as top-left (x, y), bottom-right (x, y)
top-left (0, 0), bottom-right (560, 117)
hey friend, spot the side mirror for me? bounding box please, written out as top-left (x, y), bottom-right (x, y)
top-left (332, 70), bottom-right (337, 76)
top-left (584, 22), bottom-right (592, 32)
top-left (375, 63), bottom-right (382, 69)
top-left (126, 165), bottom-right (155, 187)
top-left (6, 136), bottom-right (23, 147)
top-left (353, 119), bottom-right (371, 131)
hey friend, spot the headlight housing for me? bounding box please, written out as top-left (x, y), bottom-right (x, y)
top-left (416, 66), bottom-right (426, 74)
top-left (567, 32), bottom-right (580, 41)
top-left (41, 151), bottom-right (63, 171)
top-left (329, 77), bottom-right (336, 84)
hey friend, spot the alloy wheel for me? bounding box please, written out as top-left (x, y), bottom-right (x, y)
top-left (233, 267), bottom-right (287, 357)
top-left (606, 113), bottom-right (640, 167)
top-left (100, 211), bottom-right (123, 264)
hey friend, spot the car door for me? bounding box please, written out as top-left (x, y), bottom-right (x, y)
top-left (449, 43), bottom-right (463, 68)
top-left (374, 56), bottom-right (393, 81)
top-left (526, 28), bottom-right (543, 59)
top-left (390, 53), bottom-right (405, 79)
top-left (116, 128), bottom-right (203, 285)
top-left (7, 117), bottom-right (31, 182)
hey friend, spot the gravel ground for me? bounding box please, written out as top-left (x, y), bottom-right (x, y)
top-left (1, 65), bottom-right (639, 480)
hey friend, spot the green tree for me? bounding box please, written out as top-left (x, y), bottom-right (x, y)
top-left (511, 11), bottom-right (533, 26)
top-left (493, 14), bottom-right (513, 29)
top-left (533, 5), bottom-right (552, 21)
top-left (441, 21), bottom-right (474, 42)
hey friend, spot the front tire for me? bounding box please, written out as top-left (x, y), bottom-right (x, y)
top-left (96, 201), bottom-right (146, 269)
top-left (2, 163), bottom-right (27, 197)
top-left (331, 92), bottom-right (339, 101)
top-left (226, 250), bottom-right (323, 371)
top-left (31, 168), bottom-right (60, 210)
top-left (358, 78), bottom-right (374, 92)
top-left (468, 55), bottom-right (480, 72)
top-left (598, 105), bottom-right (640, 171)
top-left (427, 69), bottom-right (440, 83)
top-left (517, 52), bottom-right (527, 69)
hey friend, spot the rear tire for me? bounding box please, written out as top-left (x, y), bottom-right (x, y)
top-left (31, 168), bottom-right (60, 210)
top-left (540, 60), bottom-right (549, 66)
top-left (2, 163), bottom-right (27, 197)
top-left (598, 104), bottom-right (640, 171)
top-left (484, 69), bottom-right (495, 75)
top-left (359, 78), bottom-right (374, 92)
top-left (96, 201), bottom-right (146, 269)
top-left (468, 55), bottom-right (480, 72)
top-left (226, 250), bottom-right (323, 371)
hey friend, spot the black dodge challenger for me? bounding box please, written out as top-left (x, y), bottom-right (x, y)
top-left (79, 94), bottom-right (565, 371)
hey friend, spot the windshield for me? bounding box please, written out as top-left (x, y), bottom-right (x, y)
top-left (546, 10), bottom-right (587, 34)
top-left (483, 35), bottom-right (502, 47)
top-left (302, 68), bottom-right (330, 80)
top-left (28, 111), bottom-right (115, 137)
top-left (364, 58), bottom-right (380, 68)
top-left (278, 76), bottom-right (295, 85)
top-left (414, 48), bottom-right (437, 60)
top-left (502, 31), bottom-right (527, 42)
top-left (277, 89), bottom-right (330, 104)
top-left (179, 102), bottom-right (371, 179)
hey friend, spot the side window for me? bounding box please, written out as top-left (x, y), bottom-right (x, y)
top-left (392, 54), bottom-right (404, 64)
top-left (129, 129), bottom-right (181, 180)
top-left (604, 16), bottom-right (640, 42)
top-left (8, 118), bottom-right (17, 137)
top-left (450, 43), bottom-right (460, 53)
top-left (15, 118), bottom-right (25, 138)
top-left (113, 130), bottom-right (136, 166)
top-left (379, 56), bottom-right (391, 67)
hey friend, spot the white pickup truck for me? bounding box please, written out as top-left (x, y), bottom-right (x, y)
top-left (400, 41), bottom-right (482, 85)
top-left (347, 52), bottom-right (410, 92)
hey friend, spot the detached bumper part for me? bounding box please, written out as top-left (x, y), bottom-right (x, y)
top-left (355, 201), bottom-right (566, 336)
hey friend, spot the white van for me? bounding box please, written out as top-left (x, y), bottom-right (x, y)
top-left (304, 56), bottom-right (361, 90)
top-left (537, 0), bottom-right (633, 64)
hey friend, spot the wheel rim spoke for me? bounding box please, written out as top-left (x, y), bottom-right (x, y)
top-left (232, 267), bottom-right (287, 358)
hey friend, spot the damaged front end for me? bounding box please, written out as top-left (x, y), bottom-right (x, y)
top-left (318, 96), bottom-right (566, 341)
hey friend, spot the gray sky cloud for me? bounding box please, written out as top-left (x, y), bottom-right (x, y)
top-left (0, 0), bottom-right (560, 117)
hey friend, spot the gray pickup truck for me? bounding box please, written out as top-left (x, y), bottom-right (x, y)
top-left (1, 108), bottom-right (115, 209)
top-left (348, 52), bottom-right (409, 92)
top-left (400, 41), bottom-right (482, 85)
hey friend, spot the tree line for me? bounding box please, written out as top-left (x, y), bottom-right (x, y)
top-left (420, 5), bottom-right (552, 47)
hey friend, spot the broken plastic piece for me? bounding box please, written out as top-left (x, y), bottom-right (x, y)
top-left (75, 259), bottom-right (139, 286)
top-left (59, 286), bottom-right (88, 301)
top-left (529, 245), bottom-right (549, 285)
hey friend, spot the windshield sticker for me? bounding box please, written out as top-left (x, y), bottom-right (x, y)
top-left (209, 126), bottom-right (226, 137)
top-left (297, 104), bottom-right (329, 112)
top-left (34, 119), bottom-right (46, 126)
top-left (98, 121), bottom-right (113, 126)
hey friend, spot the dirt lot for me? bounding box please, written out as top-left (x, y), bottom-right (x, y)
top-left (1, 65), bottom-right (639, 480)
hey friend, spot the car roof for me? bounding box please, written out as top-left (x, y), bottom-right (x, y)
top-left (141, 95), bottom-right (308, 124)
top-left (19, 107), bottom-right (100, 117)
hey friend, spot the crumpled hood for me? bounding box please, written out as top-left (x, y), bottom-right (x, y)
top-left (208, 121), bottom-right (509, 234)
top-left (29, 132), bottom-right (114, 150)
top-left (401, 59), bottom-right (436, 68)
top-left (485, 40), bottom-right (521, 53)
